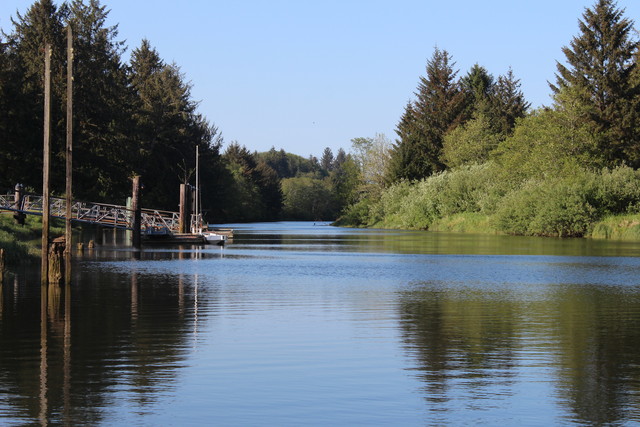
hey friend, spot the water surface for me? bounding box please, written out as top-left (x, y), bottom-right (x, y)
top-left (2, 222), bottom-right (640, 425)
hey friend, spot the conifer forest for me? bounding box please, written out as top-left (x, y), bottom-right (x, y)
top-left (3, 0), bottom-right (640, 238)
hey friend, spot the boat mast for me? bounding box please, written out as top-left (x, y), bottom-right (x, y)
top-left (195, 145), bottom-right (200, 232)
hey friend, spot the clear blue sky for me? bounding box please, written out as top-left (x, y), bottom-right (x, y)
top-left (2, 0), bottom-right (640, 157)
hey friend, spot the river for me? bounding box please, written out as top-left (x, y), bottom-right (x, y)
top-left (1, 222), bottom-right (640, 425)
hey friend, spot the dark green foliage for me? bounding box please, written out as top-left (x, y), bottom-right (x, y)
top-left (221, 143), bottom-right (283, 221)
top-left (0, 1), bottom-right (227, 223)
top-left (256, 147), bottom-right (318, 178)
top-left (551, 0), bottom-right (640, 167)
top-left (253, 161), bottom-right (283, 220)
top-left (281, 177), bottom-right (336, 221)
top-left (67, 0), bottom-right (136, 202)
top-left (388, 48), bottom-right (467, 182)
top-left (130, 39), bottom-right (223, 212)
top-left (490, 68), bottom-right (530, 136)
top-left (0, 0), bottom-right (68, 191)
top-left (320, 147), bottom-right (334, 172)
top-left (443, 67), bottom-right (529, 168)
top-left (460, 63), bottom-right (493, 116)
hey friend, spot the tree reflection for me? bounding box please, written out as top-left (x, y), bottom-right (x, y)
top-left (398, 281), bottom-right (640, 424)
top-left (398, 283), bottom-right (519, 403)
top-left (550, 285), bottom-right (640, 424)
top-left (0, 253), bottom-right (206, 425)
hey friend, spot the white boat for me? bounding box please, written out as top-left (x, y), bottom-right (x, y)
top-left (201, 230), bottom-right (227, 244)
top-left (192, 146), bottom-right (229, 246)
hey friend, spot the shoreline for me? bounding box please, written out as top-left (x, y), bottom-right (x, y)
top-left (337, 212), bottom-right (640, 241)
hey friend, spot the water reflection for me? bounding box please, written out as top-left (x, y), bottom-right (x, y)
top-left (3, 223), bottom-right (640, 424)
top-left (0, 256), bottom-right (206, 425)
top-left (398, 281), bottom-right (640, 425)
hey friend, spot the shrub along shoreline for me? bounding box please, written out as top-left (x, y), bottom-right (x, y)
top-left (335, 163), bottom-right (640, 240)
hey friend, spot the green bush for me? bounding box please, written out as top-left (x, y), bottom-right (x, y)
top-left (340, 147), bottom-right (640, 239)
top-left (334, 197), bottom-right (375, 227)
top-left (493, 167), bottom-right (640, 237)
top-left (371, 163), bottom-right (506, 230)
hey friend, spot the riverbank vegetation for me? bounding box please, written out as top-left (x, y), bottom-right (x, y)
top-left (0, 214), bottom-right (63, 264)
top-left (336, 0), bottom-right (640, 239)
top-left (2, 0), bottom-right (640, 240)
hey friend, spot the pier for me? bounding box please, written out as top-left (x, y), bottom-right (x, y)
top-left (0, 191), bottom-right (202, 237)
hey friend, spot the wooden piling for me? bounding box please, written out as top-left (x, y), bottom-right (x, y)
top-left (179, 183), bottom-right (191, 234)
top-left (131, 176), bottom-right (141, 249)
top-left (64, 24), bottom-right (73, 285)
top-left (48, 237), bottom-right (65, 286)
top-left (41, 44), bottom-right (52, 286)
top-left (13, 184), bottom-right (25, 225)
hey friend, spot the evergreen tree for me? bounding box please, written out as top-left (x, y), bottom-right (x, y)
top-left (443, 66), bottom-right (529, 168)
top-left (1, 0), bottom-right (68, 190)
top-left (551, 0), bottom-right (640, 167)
top-left (334, 148), bottom-right (347, 168)
top-left (0, 37), bottom-right (13, 189)
top-left (490, 68), bottom-right (530, 136)
top-left (68, 0), bottom-right (135, 202)
top-left (253, 161), bottom-right (283, 220)
top-left (320, 147), bottom-right (334, 172)
top-left (130, 39), bottom-right (205, 209)
top-left (460, 63), bottom-right (493, 117)
top-left (259, 147), bottom-right (292, 177)
top-left (222, 142), bottom-right (283, 220)
top-left (388, 48), bottom-right (466, 182)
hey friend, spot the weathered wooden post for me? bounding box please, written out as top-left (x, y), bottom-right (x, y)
top-left (13, 183), bottom-right (25, 225)
top-left (64, 24), bottom-right (73, 285)
top-left (41, 44), bottom-right (52, 286)
top-left (179, 183), bottom-right (191, 234)
top-left (131, 176), bottom-right (142, 249)
top-left (48, 237), bottom-right (65, 286)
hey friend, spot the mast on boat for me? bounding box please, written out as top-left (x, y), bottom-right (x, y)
top-left (193, 145), bottom-right (201, 234)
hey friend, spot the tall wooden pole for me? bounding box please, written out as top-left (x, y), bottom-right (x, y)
top-left (131, 176), bottom-right (141, 250)
top-left (179, 183), bottom-right (189, 234)
top-left (65, 25), bottom-right (73, 284)
top-left (41, 44), bottom-right (52, 285)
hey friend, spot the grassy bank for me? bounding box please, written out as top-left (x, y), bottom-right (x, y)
top-left (589, 214), bottom-right (640, 240)
top-left (0, 214), bottom-right (64, 266)
top-left (413, 211), bottom-right (640, 241)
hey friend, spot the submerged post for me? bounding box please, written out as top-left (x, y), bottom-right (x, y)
top-left (41, 44), bottom-right (52, 285)
top-left (48, 237), bottom-right (65, 286)
top-left (131, 176), bottom-right (141, 249)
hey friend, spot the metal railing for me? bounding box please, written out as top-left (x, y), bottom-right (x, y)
top-left (0, 193), bottom-right (184, 235)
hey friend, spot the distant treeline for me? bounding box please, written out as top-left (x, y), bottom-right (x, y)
top-left (4, 0), bottom-right (640, 234)
top-left (336, 0), bottom-right (640, 238)
top-left (0, 0), bottom-right (353, 223)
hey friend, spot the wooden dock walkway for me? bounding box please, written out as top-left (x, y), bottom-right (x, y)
top-left (0, 192), bottom-right (183, 235)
